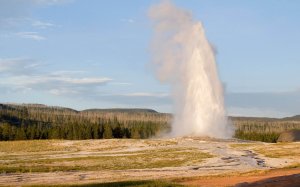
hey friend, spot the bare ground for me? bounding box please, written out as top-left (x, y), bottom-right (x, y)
top-left (180, 168), bottom-right (300, 187)
top-left (0, 137), bottom-right (299, 186)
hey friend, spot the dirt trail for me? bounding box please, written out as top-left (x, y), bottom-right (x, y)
top-left (180, 168), bottom-right (300, 187)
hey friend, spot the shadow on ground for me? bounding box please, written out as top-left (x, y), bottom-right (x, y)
top-left (29, 180), bottom-right (183, 187)
top-left (236, 173), bottom-right (300, 187)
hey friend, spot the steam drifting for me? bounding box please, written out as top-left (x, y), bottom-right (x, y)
top-left (149, 0), bottom-right (233, 138)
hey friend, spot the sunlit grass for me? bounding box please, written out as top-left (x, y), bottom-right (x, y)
top-left (0, 140), bottom-right (212, 173)
top-left (229, 143), bottom-right (258, 149)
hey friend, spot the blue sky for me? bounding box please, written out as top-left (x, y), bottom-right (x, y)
top-left (0, 0), bottom-right (299, 117)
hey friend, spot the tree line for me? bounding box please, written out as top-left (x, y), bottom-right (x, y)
top-left (0, 120), bottom-right (169, 141)
top-left (0, 104), bottom-right (170, 140)
top-left (1, 103), bottom-right (300, 142)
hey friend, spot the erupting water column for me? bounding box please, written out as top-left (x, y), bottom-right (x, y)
top-left (149, 0), bottom-right (234, 138)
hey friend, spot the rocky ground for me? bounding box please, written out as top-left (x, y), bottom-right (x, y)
top-left (0, 137), bottom-right (299, 186)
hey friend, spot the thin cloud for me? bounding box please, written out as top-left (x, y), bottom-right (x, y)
top-left (15, 32), bottom-right (46, 41)
top-left (0, 0), bottom-right (70, 29)
top-left (0, 18), bottom-right (28, 29)
top-left (50, 70), bottom-right (88, 76)
top-left (32, 0), bottom-right (73, 6)
top-left (49, 88), bottom-right (79, 96)
top-left (109, 82), bottom-right (132, 86)
top-left (32, 20), bottom-right (55, 29)
top-left (57, 77), bottom-right (112, 85)
top-left (0, 57), bottom-right (113, 97)
top-left (0, 57), bottom-right (39, 75)
top-left (5, 75), bottom-right (112, 89)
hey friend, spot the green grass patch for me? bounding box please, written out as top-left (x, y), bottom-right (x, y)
top-left (0, 140), bottom-right (78, 152)
top-left (229, 143), bottom-right (257, 149)
top-left (252, 143), bottom-right (300, 158)
top-left (254, 148), bottom-right (299, 158)
top-left (0, 147), bottom-right (212, 173)
top-left (234, 130), bottom-right (280, 143)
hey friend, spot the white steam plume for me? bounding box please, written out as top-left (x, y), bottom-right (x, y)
top-left (149, 0), bottom-right (234, 138)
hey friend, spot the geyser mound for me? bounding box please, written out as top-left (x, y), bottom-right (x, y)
top-left (149, 0), bottom-right (234, 138)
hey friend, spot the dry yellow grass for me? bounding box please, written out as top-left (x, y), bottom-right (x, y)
top-left (254, 143), bottom-right (300, 159)
top-left (0, 139), bottom-right (212, 173)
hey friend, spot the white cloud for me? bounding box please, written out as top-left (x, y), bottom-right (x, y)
top-left (50, 70), bottom-right (87, 76)
top-left (32, 20), bottom-right (55, 29)
top-left (15, 32), bottom-right (46, 41)
top-left (0, 57), bottom-right (113, 97)
top-left (49, 88), bottom-right (78, 96)
top-left (4, 75), bottom-right (112, 88)
top-left (1, 17), bottom-right (56, 31)
top-left (54, 77), bottom-right (112, 85)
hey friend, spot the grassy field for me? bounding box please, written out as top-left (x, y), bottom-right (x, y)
top-left (1, 138), bottom-right (300, 186)
top-left (230, 142), bottom-right (300, 160)
top-left (0, 139), bottom-right (212, 174)
top-left (254, 143), bottom-right (300, 159)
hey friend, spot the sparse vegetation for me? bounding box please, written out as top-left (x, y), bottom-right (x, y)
top-left (233, 117), bottom-right (300, 142)
top-left (234, 130), bottom-right (280, 143)
top-left (253, 143), bottom-right (300, 158)
top-left (0, 138), bottom-right (299, 186)
top-left (0, 139), bottom-right (212, 174)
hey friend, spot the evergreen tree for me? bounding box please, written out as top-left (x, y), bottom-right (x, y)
top-left (131, 128), bottom-right (140, 139)
top-left (15, 127), bottom-right (26, 140)
top-left (103, 124), bottom-right (113, 139)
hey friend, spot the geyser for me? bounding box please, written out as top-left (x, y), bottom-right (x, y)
top-left (149, 0), bottom-right (233, 138)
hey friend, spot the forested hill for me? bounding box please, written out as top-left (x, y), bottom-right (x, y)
top-left (82, 108), bottom-right (158, 114)
top-left (1, 103), bottom-right (300, 142)
top-left (0, 103), bottom-right (170, 141)
top-left (282, 115), bottom-right (300, 121)
top-left (1, 103), bottom-right (300, 123)
top-left (0, 103), bottom-right (159, 115)
top-left (0, 103), bottom-right (165, 122)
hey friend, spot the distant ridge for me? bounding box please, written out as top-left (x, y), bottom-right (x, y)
top-left (282, 115), bottom-right (300, 121)
top-left (82, 108), bottom-right (158, 113)
top-left (230, 115), bottom-right (300, 122)
top-left (2, 103), bottom-right (79, 113)
top-left (1, 102), bottom-right (300, 142)
top-left (229, 116), bottom-right (278, 121)
top-left (0, 103), bottom-right (299, 119)
top-left (0, 103), bottom-right (158, 114)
